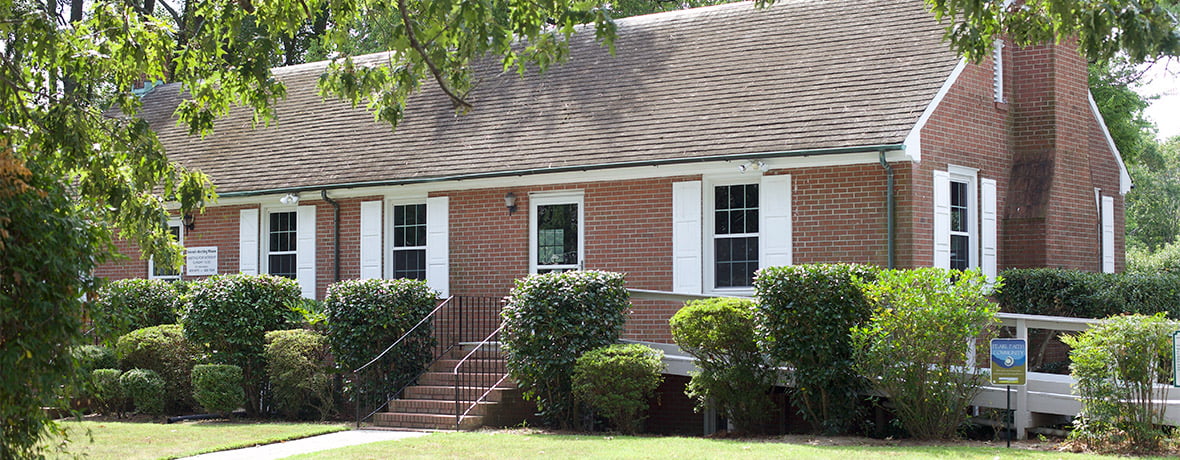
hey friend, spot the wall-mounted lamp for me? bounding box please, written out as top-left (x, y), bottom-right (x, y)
top-left (182, 213), bottom-right (196, 231)
top-left (279, 193), bottom-right (300, 205)
top-left (737, 160), bottom-right (770, 174)
top-left (504, 192), bottom-right (517, 215)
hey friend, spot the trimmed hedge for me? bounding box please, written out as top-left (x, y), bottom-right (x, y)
top-left (120, 368), bottom-right (165, 416)
top-left (89, 279), bottom-right (184, 345)
top-left (116, 324), bottom-right (203, 413)
top-left (265, 329), bottom-right (335, 420)
top-left (192, 364), bottom-right (245, 417)
top-left (183, 274), bottom-right (301, 416)
top-left (72, 345), bottom-right (117, 375)
top-left (996, 268), bottom-right (1180, 319)
top-left (670, 297), bottom-right (775, 434)
top-left (571, 344), bottom-right (664, 434)
top-left (323, 278), bottom-right (437, 409)
top-left (501, 271), bottom-right (630, 429)
top-left (90, 369), bottom-right (125, 417)
top-left (754, 263), bottom-right (877, 434)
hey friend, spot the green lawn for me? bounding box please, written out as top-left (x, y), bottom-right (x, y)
top-left (48, 420), bottom-right (348, 459)
top-left (288, 431), bottom-right (1150, 459)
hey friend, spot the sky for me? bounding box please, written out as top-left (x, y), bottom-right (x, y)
top-left (1136, 61), bottom-right (1179, 142)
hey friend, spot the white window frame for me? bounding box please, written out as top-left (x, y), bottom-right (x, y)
top-left (148, 218), bottom-right (184, 281)
top-left (385, 199), bottom-right (428, 281)
top-left (948, 165), bottom-right (979, 270)
top-left (529, 191), bottom-right (585, 274)
top-left (704, 176), bottom-right (760, 295)
top-left (260, 205), bottom-right (298, 278)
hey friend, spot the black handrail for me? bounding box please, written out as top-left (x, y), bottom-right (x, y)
top-left (353, 296), bottom-right (455, 428)
top-left (452, 323), bottom-right (507, 429)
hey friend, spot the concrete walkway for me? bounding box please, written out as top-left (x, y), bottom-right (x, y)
top-left (183, 429), bottom-right (430, 460)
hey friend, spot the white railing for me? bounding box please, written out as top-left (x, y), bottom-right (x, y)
top-left (628, 289), bottom-right (1180, 439)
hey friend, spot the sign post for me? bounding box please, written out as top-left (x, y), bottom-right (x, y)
top-left (990, 338), bottom-right (1027, 447)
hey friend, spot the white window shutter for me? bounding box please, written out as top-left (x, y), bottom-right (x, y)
top-left (426, 196), bottom-right (450, 298)
top-left (296, 205), bottom-right (317, 298)
top-left (759, 175), bottom-right (792, 269)
top-left (672, 181), bottom-right (703, 294)
top-left (359, 201), bottom-right (383, 279)
top-left (981, 178), bottom-right (998, 281)
top-left (933, 170), bottom-right (951, 269)
top-left (239, 208), bottom-right (259, 275)
top-left (1102, 196), bottom-right (1115, 273)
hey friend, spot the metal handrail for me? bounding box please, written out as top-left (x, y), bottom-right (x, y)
top-left (452, 323), bottom-right (507, 429)
top-left (353, 296), bottom-right (454, 428)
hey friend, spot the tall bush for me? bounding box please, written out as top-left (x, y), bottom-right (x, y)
top-left (754, 263), bottom-right (877, 434)
top-left (996, 268), bottom-right (1180, 318)
top-left (89, 278), bottom-right (183, 345)
top-left (323, 279), bottom-right (437, 410)
top-left (183, 274), bottom-right (300, 416)
top-left (119, 369), bottom-right (165, 416)
top-left (265, 329), bottom-right (335, 420)
top-left (1062, 314), bottom-right (1178, 453)
top-left (90, 369), bottom-right (126, 417)
top-left (501, 271), bottom-right (629, 429)
top-left (851, 268), bottom-right (999, 439)
top-left (670, 297), bottom-right (776, 434)
top-left (116, 324), bottom-right (203, 413)
top-left (571, 344), bottom-right (664, 434)
top-left (192, 364), bottom-right (246, 418)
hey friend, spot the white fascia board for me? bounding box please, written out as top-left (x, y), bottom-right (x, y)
top-left (903, 58), bottom-right (969, 164)
top-left (1088, 92), bottom-right (1133, 195)
top-left (209, 150), bottom-right (911, 206)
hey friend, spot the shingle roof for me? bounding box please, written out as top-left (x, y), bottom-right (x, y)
top-left (140, 0), bottom-right (960, 194)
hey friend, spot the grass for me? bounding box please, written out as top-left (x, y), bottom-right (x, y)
top-left (47, 419), bottom-right (349, 459)
top-left (286, 431), bottom-right (1151, 459)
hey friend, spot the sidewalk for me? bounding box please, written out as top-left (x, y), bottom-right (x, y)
top-left (183, 429), bottom-right (430, 460)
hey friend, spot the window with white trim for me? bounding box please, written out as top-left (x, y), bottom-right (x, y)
top-left (148, 220), bottom-right (183, 280)
top-left (530, 192), bottom-right (583, 274)
top-left (710, 183), bottom-right (759, 288)
top-left (948, 168), bottom-right (978, 270)
top-left (934, 166), bottom-right (997, 279)
top-left (391, 203), bottom-right (427, 280)
top-left (266, 210), bottom-right (298, 279)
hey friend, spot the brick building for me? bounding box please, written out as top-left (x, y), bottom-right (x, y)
top-left (97, 0), bottom-right (1130, 344)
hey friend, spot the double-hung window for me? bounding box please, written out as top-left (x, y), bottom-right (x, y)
top-left (949, 178), bottom-right (974, 270)
top-left (530, 192), bottom-right (584, 274)
top-left (392, 203), bottom-right (427, 280)
top-left (711, 183), bottom-right (759, 288)
top-left (934, 166), bottom-right (997, 280)
top-left (149, 220), bottom-right (183, 281)
top-left (267, 211), bottom-right (298, 279)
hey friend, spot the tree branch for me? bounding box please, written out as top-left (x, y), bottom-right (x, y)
top-left (396, 0), bottom-right (471, 110)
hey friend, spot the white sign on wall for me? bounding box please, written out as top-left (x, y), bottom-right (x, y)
top-left (185, 247), bottom-right (218, 276)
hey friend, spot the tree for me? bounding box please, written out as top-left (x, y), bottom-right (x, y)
top-left (920, 0), bottom-right (1180, 63)
top-left (1127, 137), bottom-right (1180, 250)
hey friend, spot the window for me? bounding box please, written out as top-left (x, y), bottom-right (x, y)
top-left (934, 166), bottom-right (996, 278)
top-left (950, 180), bottom-right (971, 270)
top-left (530, 192), bottom-right (583, 274)
top-left (148, 220), bottom-right (183, 280)
top-left (711, 183), bottom-right (759, 288)
top-left (267, 211), bottom-right (297, 279)
top-left (392, 203), bottom-right (427, 280)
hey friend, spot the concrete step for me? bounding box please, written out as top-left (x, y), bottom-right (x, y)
top-left (388, 398), bottom-right (496, 416)
top-left (372, 412), bottom-right (483, 430)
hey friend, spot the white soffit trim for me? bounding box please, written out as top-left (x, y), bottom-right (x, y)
top-left (1088, 92), bottom-right (1133, 195)
top-left (209, 151), bottom-right (910, 206)
top-left (903, 59), bottom-right (969, 164)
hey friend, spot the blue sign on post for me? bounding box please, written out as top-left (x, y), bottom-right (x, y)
top-left (990, 338), bottom-right (1027, 386)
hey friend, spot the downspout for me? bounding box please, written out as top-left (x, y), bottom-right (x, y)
top-left (321, 190), bottom-right (341, 283)
top-left (879, 150), bottom-right (895, 269)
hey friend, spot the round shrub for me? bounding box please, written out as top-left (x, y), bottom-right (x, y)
top-left (754, 263), bottom-right (877, 434)
top-left (265, 329), bottom-right (335, 420)
top-left (323, 278), bottom-right (437, 410)
top-left (72, 345), bottom-right (117, 375)
top-left (89, 278), bottom-right (183, 345)
top-left (116, 324), bottom-right (203, 413)
top-left (119, 368), bottom-right (165, 416)
top-left (670, 297), bottom-right (775, 434)
top-left (572, 344), bottom-right (664, 434)
top-left (1063, 313), bottom-right (1178, 453)
top-left (183, 274), bottom-right (300, 416)
top-left (90, 369), bottom-right (125, 417)
top-left (501, 271), bottom-right (630, 429)
top-left (852, 268), bottom-right (998, 440)
top-left (192, 364), bottom-right (246, 417)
